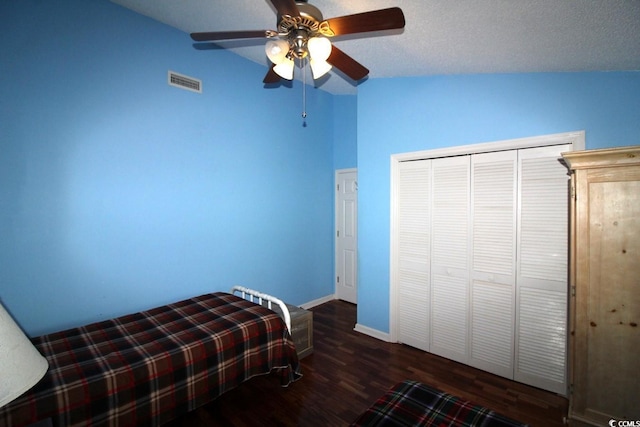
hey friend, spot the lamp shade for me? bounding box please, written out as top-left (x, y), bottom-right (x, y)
top-left (0, 302), bottom-right (48, 407)
top-left (309, 59), bottom-right (332, 79)
top-left (265, 39), bottom-right (290, 65)
top-left (307, 37), bottom-right (332, 61)
top-left (273, 58), bottom-right (295, 80)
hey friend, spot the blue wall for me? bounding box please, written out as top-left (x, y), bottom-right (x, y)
top-left (0, 0), bottom-right (338, 335)
top-left (333, 95), bottom-right (358, 170)
top-left (3, 1), bottom-right (638, 339)
top-left (356, 72), bottom-right (640, 332)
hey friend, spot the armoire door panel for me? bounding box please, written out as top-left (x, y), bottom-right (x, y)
top-left (583, 176), bottom-right (640, 419)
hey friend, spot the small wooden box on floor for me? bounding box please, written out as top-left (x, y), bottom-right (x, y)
top-left (270, 303), bottom-right (313, 359)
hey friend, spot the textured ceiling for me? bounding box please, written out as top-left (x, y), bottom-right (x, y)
top-left (111, 0), bottom-right (640, 95)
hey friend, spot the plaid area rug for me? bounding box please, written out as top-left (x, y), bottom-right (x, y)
top-left (350, 380), bottom-right (528, 427)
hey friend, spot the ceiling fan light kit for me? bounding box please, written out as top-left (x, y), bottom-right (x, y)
top-left (265, 36), bottom-right (331, 80)
top-left (190, 0), bottom-right (406, 85)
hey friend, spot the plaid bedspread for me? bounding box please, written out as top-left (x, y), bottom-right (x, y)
top-left (0, 292), bottom-right (301, 427)
top-left (350, 380), bottom-right (527, 427)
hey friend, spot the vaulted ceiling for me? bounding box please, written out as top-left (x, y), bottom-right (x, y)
top-left (111, 0), bottom-right (640, 94)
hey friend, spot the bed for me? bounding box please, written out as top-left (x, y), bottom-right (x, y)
top-left (0, 288), bottom-right (301, 427)
top-left (350, 380), bottom-right (527, 427)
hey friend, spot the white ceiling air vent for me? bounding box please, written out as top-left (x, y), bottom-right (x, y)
top-left (168, 70), bottom-right (202, 93)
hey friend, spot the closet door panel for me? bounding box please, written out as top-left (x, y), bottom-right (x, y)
top-left (469, 151), bottom-right (517, 378)
top-left (432, 273), bottom-right (468, 360)
top-left (518, 146), bottom-right (571, 284)
top-left (430, 156), bottom-right (470, 364)
top-left (515, 144), bottom-right (571, 395)
top-left (517, 287), bottom-right (567, 386)
top-left (470, 282), bottom-right (513, 372)
top-left (397, 160), bottom-right (431, 351)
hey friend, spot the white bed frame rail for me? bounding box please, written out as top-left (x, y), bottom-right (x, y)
top-left (230, 286), bottom-right (291, 333)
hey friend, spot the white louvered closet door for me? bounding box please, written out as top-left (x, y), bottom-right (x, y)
top-left (469, 151), bottom-right (517, 378)
top-left (393, 142), bottom-right (571, 394)
top-left (515, 144), bottom-right (571, 395)
top-left (430, 156), bottom-right (470, 364)
top-left (397, 160), bottom-right (431, 351)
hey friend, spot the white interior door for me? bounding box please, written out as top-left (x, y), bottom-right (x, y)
top-left (336, 169), bottom-right (357, 304)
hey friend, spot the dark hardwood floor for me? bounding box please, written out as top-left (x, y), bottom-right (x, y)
top-left (167, 300), bottom-right (568, 426)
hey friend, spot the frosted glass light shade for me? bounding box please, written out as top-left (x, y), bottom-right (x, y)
top-left (273, 58), bottom-right (295, 80)
top-left (310, 59), bottom-right (332, 79)
top-left (0, 302), bottom-right (49, 407)
top-left (307, 37), bottom-right (332, 61)
top-left (265, 39), bottom-right (290, 64)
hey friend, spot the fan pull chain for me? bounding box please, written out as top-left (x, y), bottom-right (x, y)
top-left (301, 57), bottom-right (307, 121)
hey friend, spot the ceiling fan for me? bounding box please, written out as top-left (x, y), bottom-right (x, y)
top-left (190, 0), bottom-right (405, 84)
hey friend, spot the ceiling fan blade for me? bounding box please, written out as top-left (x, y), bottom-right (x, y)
top-left (269, 0), bottom-right (300, 17)
top-left (263, 66), bottom-right (281, 84)
top-left (327, 45), bottom-right (369, 81)
top-left (190, 30), bottom-right (271, 42)
top-left (323, 7), bottom-right (405, 37)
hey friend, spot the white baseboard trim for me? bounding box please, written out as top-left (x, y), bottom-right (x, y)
top-left (354, 323), bottom-right (391, 342)
top-left (297, 297), bottom-right (393, 344)
top-left (300, 294), bottom-right (335, 310)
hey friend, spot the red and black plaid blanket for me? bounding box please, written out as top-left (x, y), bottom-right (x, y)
top-left (0, 292), bottom-right (301, 427)
top-left (350, 380), bottom-right (527, 427)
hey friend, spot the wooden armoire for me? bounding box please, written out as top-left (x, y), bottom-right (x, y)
top-left (562, 146), bottom-right (640, 426)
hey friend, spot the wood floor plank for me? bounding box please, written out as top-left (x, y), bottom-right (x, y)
top-left (167, 300), bottom-right (568, 426)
